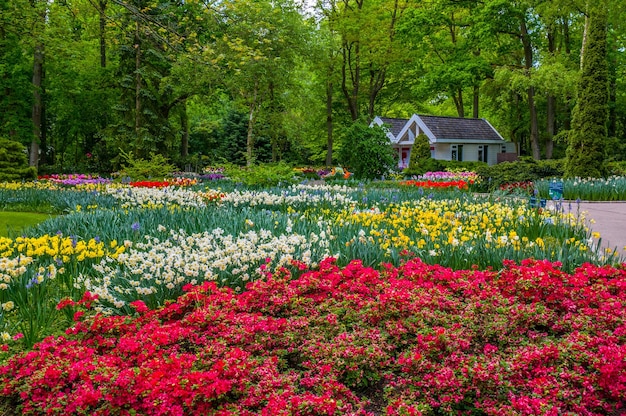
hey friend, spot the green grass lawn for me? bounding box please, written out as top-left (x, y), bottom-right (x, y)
top-left (0, 211), bottom-right (54, 237)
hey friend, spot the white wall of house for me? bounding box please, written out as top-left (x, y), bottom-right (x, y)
top-left (397, 142), bottom-right (516, 167)
top-left (432, 143), bottom-right (511, 165)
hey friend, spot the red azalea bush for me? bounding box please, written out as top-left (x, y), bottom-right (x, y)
top-left (400, 179), bottom-right (468, 190)
top-left (1, 258), bottom-right (626, 415)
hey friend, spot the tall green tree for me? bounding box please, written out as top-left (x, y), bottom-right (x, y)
top-left (0, 0), bottom-right (33, 144)
top-left (27, 0), bottom-right (49, 168)
top-left (396, 0), bottom-right (492, 118)
top-left (565, 4), bottom-right (609, 178)
top-left (208, 0), bottom-right (308, 166)
top-left (339, 121), bottom-right (395, 179)
top-left (324, 0), bottom-right (411, 121)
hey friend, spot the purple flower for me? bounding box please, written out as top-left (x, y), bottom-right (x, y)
top-left (131, 222), bottom-right (140, 232)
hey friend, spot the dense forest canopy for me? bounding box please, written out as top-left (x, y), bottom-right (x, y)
top-left (0, 0), bottom-right (624, 172)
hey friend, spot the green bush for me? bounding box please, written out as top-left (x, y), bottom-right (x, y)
top-left (0, 138), bottom-right (37, 181)
top-left (403, 133), bottom-right (441, 176)
top-left (476, 158), bottom-right (565, 191)
top-left (223, 162), bottom-right (298, 187)
top-left (339, 122), bottom-right (396, 180)
top-left (607, 161), bottom-right (626, 176)
top-left (438, 160), bottom-right (488, 172)
top-left (116, 150), bottom-right (176, 181)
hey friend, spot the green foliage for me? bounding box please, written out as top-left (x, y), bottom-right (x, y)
top-left (607, 161), bottom-right (626, 176)
top-left (565, 6), bottom-right (609, 178)
top-left (223, 162), bottom-right (297, 187)
top-left (402, 133), bottom-right (434, 176)
top-left (339, 122), bottom-right (395, 180)
top-left (438, 160), bottom-right (489, 172)
top-left (476, 158), bottom-right (565, 191)
top-left (0, 138), bottom-right (37, 181)
top-left (116, 150), bottom-right (175, 181)
top-left (403, 159), bottom-right (443, 177)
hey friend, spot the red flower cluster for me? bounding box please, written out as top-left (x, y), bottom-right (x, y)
top-left (400, 180), bottom-right (469, 190)
top-left (500, 181), bottom-right (535, 195)
top-left (129, 181), bottom-right (171, 188)
top-left (1, 258), bottom-right (626, 415)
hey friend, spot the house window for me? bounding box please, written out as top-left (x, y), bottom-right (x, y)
top-left (501, 145), bottom-right (507, 153)
top-left (478, 145), bottom-right (488, 163)
top-left (451, 145), bottom-right (463, 161)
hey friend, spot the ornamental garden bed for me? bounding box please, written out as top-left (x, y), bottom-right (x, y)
top-left (0, 174), bottom-right (624, 415)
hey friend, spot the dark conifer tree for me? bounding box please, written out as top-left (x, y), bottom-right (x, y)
top-left (565, 5), bottom-right (609, 178)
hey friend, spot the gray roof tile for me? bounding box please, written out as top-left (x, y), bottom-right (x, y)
top-left (379, 117), bottom-right (408, 137)
top-left (419, 115), bottom-right (502, 141)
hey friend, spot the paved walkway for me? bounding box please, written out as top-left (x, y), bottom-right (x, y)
top-left (566, 201), bottom-right (626, 259)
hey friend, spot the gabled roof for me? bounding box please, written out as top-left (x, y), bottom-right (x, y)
top-left (377, 117), bottom-right (408, 137)
top-left (416, 115), bottom-right (504, 141)
top-left (373, 114), bottom-right (505, 145)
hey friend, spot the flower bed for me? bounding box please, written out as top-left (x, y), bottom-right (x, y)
top-left (1, 258), bottom-right (625, 415)
top-left (37, 174), bottom-right (112, 186)
top-left (0, 180), bottom-right (621, 346)
top-left (400, 179), bottom-right (469, 190)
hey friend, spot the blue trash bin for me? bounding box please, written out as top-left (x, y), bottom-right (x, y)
top-left (548, 180), bottom-right (564, 200)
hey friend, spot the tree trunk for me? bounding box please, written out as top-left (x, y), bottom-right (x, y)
top-left (30, 42), bottom-right (44, 167)
top-left (341, 41), bottom-right (359, 121)
top-left (545, 26), bottom-right (556, 159)
top-left (520, 18), bottom-right (540, 160)
top-left (135, 20), bottom-right (141, 138)
top-left (452, 88), bottom-right (464, 118)
top-left (246, 80), bottom-right (259, 167)
top-left (180, 99), bottom-right (189, 158)
top-left (580, 13), bottom-right (588, 70)
top-left (99, 0), bottom-right (107, 68)
top-left (367, 67), bottom-right (385, 121)
top-left (608, 44), bottom-right (617, 138)
top-left (546, 95), bottom-right (555, 159)
top-left (473, 85), bottom-right (479, 118)
top-left (326, 79), bottom-right (333, 167)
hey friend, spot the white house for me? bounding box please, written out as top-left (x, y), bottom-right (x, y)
top-left (371, 114), bottom-right (517, 168)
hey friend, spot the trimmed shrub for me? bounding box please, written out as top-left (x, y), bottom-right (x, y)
top-left (438, 160), bottom-right (488, 172)
top-left (476, 158), bottom-right (565, 191)
top-left (223, 162), bottom-right (298, 187)
top-left (116, 150), bottom-right (176, 181)
top-left (564, 6), bottom-right (609, 178)
top-left (339, 122), bottom-right (396, 180)
top-left (403, 133), bottom-right (442, 176)
top-left (0, 138), bottom-right (36, 181)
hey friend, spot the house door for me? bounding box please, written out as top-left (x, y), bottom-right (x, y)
top-left (401, 149), bottom-right (410, 168)
top-left (478, 145), bottom-right (488, 163)
top-left (451, 145), bottom-right (463, 161)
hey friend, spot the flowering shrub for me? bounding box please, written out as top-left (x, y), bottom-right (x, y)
top-left (1, 258), bottom-right (626, 415)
